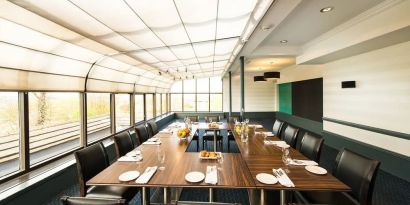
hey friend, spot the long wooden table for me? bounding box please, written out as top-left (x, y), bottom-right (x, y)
top-left (87, 122), bottom-right (350, 205)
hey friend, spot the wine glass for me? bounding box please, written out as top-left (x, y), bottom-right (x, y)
top-left (157, 149), bottom-right (166, 171)
top-left (217, 154), bottom-right (224, 171)
top-left (282, 147), bottom-right (291, 173)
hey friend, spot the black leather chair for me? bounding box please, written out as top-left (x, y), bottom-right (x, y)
top-left (146, 121), bottom-right (159, 138)
top-left (203, 116), bottom-right (223, 151)
top-left (113, 131), bottom-right (134, 158)
top-left (227, 130), bottom-right (235, 152)
top-left (74, 143), bottom-right (137, 201)
top-left (281, 125), bottom-right (299, 148)
top-left (186, 116), bottom-right (200, 151)
top-left (60, 196), bottom-right (126, 205)
top-left (135, 125), bottom-right (149, 144)
top-left (272, 119), bottom-right (285, 136)
top-left (298, 132), bottom-right (324, 162)
top-left (294, 148), bottom-right (380, 205)
top-left (128, 130), bottom-right (140, 148)
top-left (205, 116), bottom-right (220, 123)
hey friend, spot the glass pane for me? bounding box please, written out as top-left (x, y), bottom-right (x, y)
top-left (196, 78), bottom-right (209, 93)
top-left (146, 94), bottom-right (154, 120)
top-left (156, 94), bottom-right (161, 116)
top-left (183, 79), bottom-right (196, 93)
top-left (29, 92), bottom-right (80, 166)
top-left (183, 94), bottom-right (195, 111)
top-left (135, 94), bottom-right (144, 123)
top-left (115, 94), bottom-right (130, 132)
top-left (197, 94), bottom-right (209, 112)
top-left (170, 81), bottom-right (182, 93)
top-left (210, 77), bottom-right (223, 93)
top-left (0, 92), bottom-right (20, 177)
top-left (171, 94), bottom-right (182, 111)
top-left (210, 94), bottom-right (223, 111)
top-left (162, 94), bottom-right (167, 114)
top-left (87, 93), bottom-right (111, 144)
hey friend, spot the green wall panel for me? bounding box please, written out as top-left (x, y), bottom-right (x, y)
top-left (278, 83), bottom-right (292, 114)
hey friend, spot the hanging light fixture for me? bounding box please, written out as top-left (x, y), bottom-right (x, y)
top-left (263, 71), bottom-right (280, 79)
top-left (254, 76), bottom-right (266, 82)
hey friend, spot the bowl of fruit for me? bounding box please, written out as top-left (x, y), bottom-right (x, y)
top-left (177, 127), bottom-right (191, 139)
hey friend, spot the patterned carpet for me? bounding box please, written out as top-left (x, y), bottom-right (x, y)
top-left (45, 119), bottom-right (410, 205)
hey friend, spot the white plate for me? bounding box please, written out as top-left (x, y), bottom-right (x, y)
top-left (255, 125), bottom-right (263, 129)
top-left (118, 171), bottom-right (140, 182)
top-left (305, 165), bottom-right (327, 175)
top-left (185, 171), bottom-right (205, 183)
top-left (276, 143), bottom-right (290, 149)
top-left (148, 138), bottom-right (159, 142)
top-left (199, 152), bottom-right (222, 160)
top-left (256, 173), bottom-right (278, 184)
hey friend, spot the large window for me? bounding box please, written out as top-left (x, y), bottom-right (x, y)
top-left (183, 94), bottom-right (195, 111)
top-left (115, 94), bottom-right (130, 132)
top-left (171, 94), bottom-right (182, 111)
top-left (146, 94), bottom-right (154, 120)
top-left (87, 93), bottom-right (111, 143)
top-left (197, 94), bottom-right (209, 111)
top-left (0, 92), bottom-right (20, 178)
top-left (135, 94), bottom-right (144, 123)
top-left (29, 92), bottom-right (80, 166)
top-left (170, 77), bottom-right (222, 112)
top-left (156, 93), bottom-right (161, 116)
top-left (162, 94), bottom-right (167, 114)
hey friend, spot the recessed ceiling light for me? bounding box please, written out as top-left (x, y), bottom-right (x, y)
top-left (320, 6), bottom-right (334, 13)
top-left (280, 40), bottom-right (288, 44)
top-left (261, 25), bottom-right (272, 31)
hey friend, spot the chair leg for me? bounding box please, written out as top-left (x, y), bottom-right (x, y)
top-left (196, 140), bottom-right (199, 152)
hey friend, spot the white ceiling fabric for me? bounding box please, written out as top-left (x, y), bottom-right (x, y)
top-left (0, 0), bottom-right (271, 92)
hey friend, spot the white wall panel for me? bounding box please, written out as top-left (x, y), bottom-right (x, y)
top-left (223, 72), bottom-right (276, 112)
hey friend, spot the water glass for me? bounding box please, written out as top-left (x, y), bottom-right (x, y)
top-left (157, 149), bottom-right (166, 171)
top-left (217, 154), bottom-right (224, 171)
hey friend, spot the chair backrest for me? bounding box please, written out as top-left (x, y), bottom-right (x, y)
top-left (60, 196), bottom-right (126, 205)
top-left (272, 119), bottom-right (284, 136)
top-left (113, 131), bottom-right (134, 158)
top-left (333, 148), bottom-right (380, 205)
top-left (299, 132), bottom-right (324, 162)
top-left (135, 125), bottom-right (149, 144)
top-left (281, 125), bottom-right (299, 148)
top-left (74, 142), bottom-right (109, 196)
top-left (228, 116), bottom-right (239, 124)
top-left (186, 116), bottom-right (199, 122)
top-left (146, 121), bottom-right (158, 138)
top-left (205, 116), bottom-right (220, 123)
top-left (128, 130), bottom-right (140, 148)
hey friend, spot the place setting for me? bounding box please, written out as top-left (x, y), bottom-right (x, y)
top-left (118, 148), bottom-right (143, 162)
top-left (143, 137), bottom-right (162, 145)
top-left (185, 165), bottom-right (218, 185)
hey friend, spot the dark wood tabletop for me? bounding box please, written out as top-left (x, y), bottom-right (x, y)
top-left (87, 122), bottom-right (350, 192)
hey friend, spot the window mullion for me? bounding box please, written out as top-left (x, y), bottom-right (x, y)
top-left (18, 92), bottom-right (30, 171)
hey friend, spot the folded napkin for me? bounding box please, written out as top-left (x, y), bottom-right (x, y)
top-left (118, 156), bottom-right (143, 162)
top-left (159, 129), bottom-right (173, 134)
top-left (126, 150), bottom-right (141, 157)
top-left (290, 159), bottom-right (318, 166)
top-left (264, 140), bottom-right (286, 145)
top-left (273, 168), bottom-right (295, 187)
top-left (143, 141), bottom-right (161, 145)
top-left (147, 138), bottom-right (159, 142)
top-left (205, 166), bottom-right (218, 185)
top-left (263, 132), bottom-right (274, 137)
top-left (135, 166), bottom-right (157, 184)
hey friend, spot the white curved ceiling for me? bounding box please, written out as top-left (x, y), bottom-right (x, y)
top-left (0, 0), bottom-right (271, 92)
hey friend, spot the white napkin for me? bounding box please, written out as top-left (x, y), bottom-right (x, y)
top-left (205, 166), bottom-right (218, 185)
top-left (159, 129), bottom-right (173, 134)
top-left (273, 168), bottom-right (295, 187)
top-left (118, 156), bottom-right (143, 162)
top-left (147, 138), bottom-right (159, 142)
top-left (264, 140), bottom-right (286, 145)
top-left (135, 166), bottom-right (157, 184)
top-left (143, 141), bottom-right (161, 145)
top-left (290, 159), bottom-right (318, 166)
top-left (126, 150), bottom-right (141, 157)
top-left (263, 132), bottom-right (274, 136)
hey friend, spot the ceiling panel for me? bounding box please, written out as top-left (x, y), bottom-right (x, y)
top-left (174, 0), bottom-right (218, 42)
top-left (217, 0), bottom-right (256, 38)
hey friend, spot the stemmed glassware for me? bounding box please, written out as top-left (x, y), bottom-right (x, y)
top-left (217, 154), bottom-right (224, 171)
top-left (157, 148), bottom-right (166, 171)
top-left (282, 146), bottom-right (292, 173)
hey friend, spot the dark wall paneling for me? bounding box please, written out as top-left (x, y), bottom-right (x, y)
top-left (291, 78), bottom-right (323, 122)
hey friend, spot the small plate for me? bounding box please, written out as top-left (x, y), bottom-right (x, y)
top-left (256, 173), bottom-right (278, 184)
top-left (199, 152), bottom-right (222, 160)
top-left (276, 143), bottom-right (290, 149)
top-left (305, 165), bottom-right (327, 175)
top-left (148, 138), bottom-right (159, 142)
top-left (185, 171), bottom-right (205, 183)
top-left (118, 171), bottom-right (140, 182)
